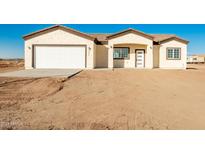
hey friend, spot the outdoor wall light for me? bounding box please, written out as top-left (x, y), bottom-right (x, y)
top-left (28, 46), bottom-right (31, 49)
top-left (110, 46), bottom-right (113, 48)
top-left (88, 47), bottom-right (91, 50)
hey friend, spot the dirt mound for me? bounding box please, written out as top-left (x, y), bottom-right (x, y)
top-left (0, 77), bottom-right (66, 129)
top-left (0, 59), bottom-right (24, 67)
top-left (16, 61), bottom-right (24, 67)
top-left (20, 78), bottom-right (66, 99)
top-left (0, 59), bottom-right (24, 72)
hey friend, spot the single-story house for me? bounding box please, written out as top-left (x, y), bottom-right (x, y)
top-left (23, 25), bottom-right (189, 69)
top-left (187, 54), bottom-right (205, 64)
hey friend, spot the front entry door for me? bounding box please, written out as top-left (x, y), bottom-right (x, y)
top-left (136, 50), bottom-right (145, 68)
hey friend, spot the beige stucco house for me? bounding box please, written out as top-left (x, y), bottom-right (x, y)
top-left (187, 54), bottom-right (205, 64)
top-left (23, 25), bottom-right (189, 69)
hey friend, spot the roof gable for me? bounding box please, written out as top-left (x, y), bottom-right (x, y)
top-left (23, 25), bottom-right (95, 41)
top-left (107, 28), bottom-right (154, 40)
top-left (159, 36), bottom-right (189, 44)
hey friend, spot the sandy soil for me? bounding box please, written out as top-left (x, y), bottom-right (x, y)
top-left (0, 64), bottom-right (205, 130)
top-left (0, 59), bottom-right (24, 73)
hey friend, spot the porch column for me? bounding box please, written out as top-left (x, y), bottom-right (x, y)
top-left (146, 45), bottom-right (154, 68)
top-left (108, 45), bottom-right (113, 68)
top-left (150, 45), bottom-right (154, 68)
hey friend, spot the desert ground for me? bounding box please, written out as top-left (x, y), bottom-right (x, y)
top-left (0, 60), bottom-right (205, 129)
top-left (0, 59), bottom-right (24, 73)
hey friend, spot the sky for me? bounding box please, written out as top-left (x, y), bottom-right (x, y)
top-left (0, 24), bottom-right (205, 58)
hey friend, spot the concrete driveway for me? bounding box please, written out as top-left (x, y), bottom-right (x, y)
top-left (0, 69), bottom-right (82, 78)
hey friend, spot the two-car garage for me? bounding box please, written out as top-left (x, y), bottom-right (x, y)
top-left (34, 45), bottom-right (86, 69)
top-left (24, 25), bottom-right (95, 69)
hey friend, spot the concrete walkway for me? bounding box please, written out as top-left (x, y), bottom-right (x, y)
top-left (0, 69), bottom-right (82, 78)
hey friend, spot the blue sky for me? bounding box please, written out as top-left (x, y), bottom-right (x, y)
top-left (0, 24), bottom-right (204, 58)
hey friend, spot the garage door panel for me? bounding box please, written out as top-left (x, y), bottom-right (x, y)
top-left (35, 46), bottom-right (86, 68)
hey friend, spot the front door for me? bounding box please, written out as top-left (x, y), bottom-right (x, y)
top-left (135, 50), bottom-right (145, 68)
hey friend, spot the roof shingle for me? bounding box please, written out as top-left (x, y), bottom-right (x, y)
top-left (150, 34), bottom-right (176, 42)
top-left (89, 34), bottom-right (110, 42)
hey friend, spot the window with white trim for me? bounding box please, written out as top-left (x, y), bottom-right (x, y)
top-left (113, 48), bottom-right (129, 59)
top-left (167, 48), bottom-right (181, 60)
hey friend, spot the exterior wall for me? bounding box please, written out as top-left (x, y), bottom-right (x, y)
top-left (113, 44), bottom-right (146, 68)
top-left (95, 45), bottom-right (108, 68)
top-left (194, 57), bottom-right (205, 63)
top-left (153, 45), bottom-right (160, 68)
top-left (93, 44), bottom-right (97, 68)
top-left (108, 46), bottom-right (113, 68)
top-left (108, 33), bottom-right (153, 68)
top-left (187, 56), bottom-right (193, 63)
top-left (187, 56), bottom-right (205, 63)
top-left (159, 40), bottom-right (187, 69)
top-left (24, 29), bottom-right (95, 69)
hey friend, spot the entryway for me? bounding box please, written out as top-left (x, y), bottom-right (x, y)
top-left (135, 49), bottom-right (145, 68)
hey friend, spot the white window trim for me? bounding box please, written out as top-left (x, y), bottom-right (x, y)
top-left (166, 47), bottom-right (181, 60)
top-left (113, 47), bottom-right (130, 59)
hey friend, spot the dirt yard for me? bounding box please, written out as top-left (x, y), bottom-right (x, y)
top-left (0, 59), bottom-right (24, 73)
top-left (0, 64), bottom-right (205, 130)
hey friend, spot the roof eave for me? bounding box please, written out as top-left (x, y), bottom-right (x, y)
top-left (106, 29), bottom-right (154, 40)
top-left (23, 25), bottom-right (95, 41)
top-left (22, 25), bottom-right (56, 40)
top-left (159, 37), bottom-right (189, 44)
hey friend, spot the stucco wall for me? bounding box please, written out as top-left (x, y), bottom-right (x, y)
top-left (113, 44), bottom-right (147, 68)
top-left (187, 56), bottom-right (205, 63)
top-left (159, 40), bottom-right (187, 69)
top-left (24, 29), bottom-right (95, 69)
top-left (95, 45), bottom-right (108, 68)
top-left (108, 33), bottom-right (153, 68)
top-left (193, 57), bottom-right (205, 63)
top-left (93, 44), bottom-right (97, 68)
top-left (153, 45), bottom-right (160, 68)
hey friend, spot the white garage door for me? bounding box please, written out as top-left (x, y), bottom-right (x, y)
top-left (34, 46), bottom-right (86, 69)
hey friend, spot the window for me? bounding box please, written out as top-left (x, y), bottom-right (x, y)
top-left (167, 48), bottom-right (181, 60)
top-left (113, 48), bottom-right (129, 59)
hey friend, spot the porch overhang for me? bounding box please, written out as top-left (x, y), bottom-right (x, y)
top-left (107, 28), bottom-right (154, 40)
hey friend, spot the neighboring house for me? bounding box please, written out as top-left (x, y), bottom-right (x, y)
top-left (187, 55), bottom-right (205, 64)
top-left (23, 25), bottom-right (189, 69)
